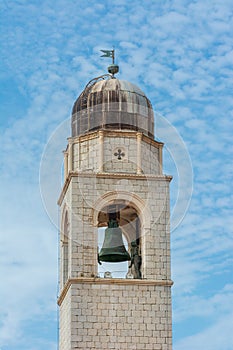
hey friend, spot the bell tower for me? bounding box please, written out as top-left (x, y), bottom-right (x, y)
top-left (57, 61), bottom-right (173, 349)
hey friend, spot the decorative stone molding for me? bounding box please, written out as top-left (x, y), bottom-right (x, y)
top-left (68, 129), bottom-right (163, 148)
top-left (57, 277), bottom-right (174, 306)
top-left (57, 172), bottom-right (172, 206)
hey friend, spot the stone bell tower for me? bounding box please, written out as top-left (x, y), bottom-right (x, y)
top-left (57, 60), bottom-right (173, 350)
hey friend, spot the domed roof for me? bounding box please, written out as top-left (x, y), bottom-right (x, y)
top-left (71, 76), bottom-right (154, 138)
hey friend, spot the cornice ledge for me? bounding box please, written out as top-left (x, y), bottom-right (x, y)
top-left (67, 130), bottom-right (164, 147)
top-left (58, 172), bottom-right (172, 205)
top-left (95, 173), bottom-right (172, 181)
top-left (67, 171), bottom-right (172, 180)
top-left (57, 278), bottom-right (173, 305)
top-left (57, 174), bottom-right (72, 206)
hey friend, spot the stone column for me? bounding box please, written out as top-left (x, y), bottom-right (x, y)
top-left (99, 130), bottom-right (104, 172)
top-left (158, 144), bottom-right (163, 175)
top-left (136, 132), bottom-right (142, 174)
top-left (63, 150), bottom-right (68, 180)
top-left (68, 139), bottom-right (73, 172)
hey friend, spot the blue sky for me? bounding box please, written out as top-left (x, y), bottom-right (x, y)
top-left (0, 1), bottom-right (233, 349)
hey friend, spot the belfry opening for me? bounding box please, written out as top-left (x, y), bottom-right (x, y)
top-left (97, 202), bottom-right (142, 279)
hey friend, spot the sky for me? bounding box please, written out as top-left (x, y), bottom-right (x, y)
top-left (0, 0), bottom-right (233, 349)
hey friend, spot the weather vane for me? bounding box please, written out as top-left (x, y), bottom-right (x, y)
top-left (100, 49), bottom-right (119, 77)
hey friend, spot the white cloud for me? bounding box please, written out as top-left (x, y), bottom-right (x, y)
top-left (174, 283), bottom-right (233, 320)
top-left (174, 311), bottom-right (233, 350)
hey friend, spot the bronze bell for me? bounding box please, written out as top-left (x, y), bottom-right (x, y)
top-left (98, 219), bottom-right (131, 263)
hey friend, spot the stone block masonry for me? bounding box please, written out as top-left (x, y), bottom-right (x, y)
top-left (58, 278), bottom-right (173, 350)
top-left (71, 130), bottom-right (162, 176)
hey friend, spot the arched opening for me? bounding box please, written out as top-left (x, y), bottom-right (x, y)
top-left (97, 201), bottom-right (142, 279)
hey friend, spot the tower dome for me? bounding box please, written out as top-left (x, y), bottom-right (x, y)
top-left (71, 76), bottom-right (154, 138)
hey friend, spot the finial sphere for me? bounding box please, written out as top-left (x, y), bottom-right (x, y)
top-left (108, 64), bottom-right (119, 75)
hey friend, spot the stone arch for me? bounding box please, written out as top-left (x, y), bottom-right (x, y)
top-left (92, 191), bottom-right (151, 231)
top-left (61, 205), bottom-right (69, 240)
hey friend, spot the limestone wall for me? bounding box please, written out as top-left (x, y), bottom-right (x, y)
top-left (58, 280), bottom-right (172, 350)
top-left (70, 130), bottom-right (162, 176)
top-left (59, 288), bottom-right (72, 350)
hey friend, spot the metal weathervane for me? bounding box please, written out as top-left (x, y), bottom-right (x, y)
top-left (100, 49), bottom-right (115, 64)
top-left (100, 49), bottom-right (119, 76)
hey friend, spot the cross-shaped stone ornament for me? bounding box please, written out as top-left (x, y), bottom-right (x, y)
top-left (114, 149), bottom-right (125, 160)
